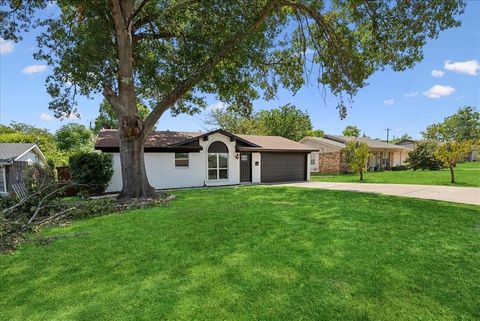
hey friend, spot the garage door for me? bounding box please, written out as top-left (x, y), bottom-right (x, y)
top-left (261, 153), bottom-right (307, 183)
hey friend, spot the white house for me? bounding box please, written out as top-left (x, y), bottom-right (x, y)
top-left (0, 143), bottom-right (46, 195)
top-left (95, 129), bottom-right (316, 192)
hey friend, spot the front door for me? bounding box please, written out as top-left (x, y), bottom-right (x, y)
top-left (240, 153), bottom-right (252, 182)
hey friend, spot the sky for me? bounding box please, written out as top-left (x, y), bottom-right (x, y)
top-left (0, 1), bottom-right (479, 140)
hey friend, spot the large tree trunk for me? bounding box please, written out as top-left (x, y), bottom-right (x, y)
top-left (449, 165), bottom-right (455, 184)
top-left (118, 118), bottom-right (155, 199)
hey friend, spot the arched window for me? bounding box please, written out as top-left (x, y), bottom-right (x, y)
top-left (208, 142), bottom-right (228, 180)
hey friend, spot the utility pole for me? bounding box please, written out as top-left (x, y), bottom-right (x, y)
top-left (385, 128), bottom-right (391, 142)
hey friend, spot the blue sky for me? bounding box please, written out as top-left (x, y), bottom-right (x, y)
top-left (1, 2), bottom-right (479, 140)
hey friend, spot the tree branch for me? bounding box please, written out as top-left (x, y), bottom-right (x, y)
top-left (127, 0), bottom-right (150, 28)
top-left (103, 85), bottom-right (124, 114)
top-left (133, 31), bottom-right (195, 43)
top-left (142, 0), bottom-right (279, 133)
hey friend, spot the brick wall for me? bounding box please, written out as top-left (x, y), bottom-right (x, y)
top-left (318, 151), bottom-right (343, 173)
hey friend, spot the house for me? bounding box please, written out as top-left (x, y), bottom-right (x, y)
top-left (95, 129), bottom-right (316, 192)
top-left (395, 138), bottom-right (418, 150)
top-left (0, 143), bottom-right (46, 195)
top-left (395, 138), bottom-right (478, 162)
top-left (299, 135), bottom-right (410, 173)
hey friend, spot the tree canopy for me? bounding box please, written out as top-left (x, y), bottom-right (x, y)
top-left (342, 125), bottom-right (361, 137)
top-left (423, 106), bottom-right (480, 142)
top-left (55, 123), bottom-right (94, 152)
top-left (205, 103), bottom-right (322, 141)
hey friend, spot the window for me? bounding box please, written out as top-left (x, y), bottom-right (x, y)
top-left (175, 153), bottom-right (189, 167)
top-left (0, 166), bottom-right (6, 193)
top-left (207, 141), bottom-right (228, 180)
top-left (310, 157), bottom-right (316, 165)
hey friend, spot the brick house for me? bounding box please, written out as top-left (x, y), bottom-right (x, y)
top-left (300, 135), bottom-right (410, 174)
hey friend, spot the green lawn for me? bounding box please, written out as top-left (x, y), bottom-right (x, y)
top-left (312, 162), bottom-right (480, 187)
top-left (1, 187), bottom-right (479, 321)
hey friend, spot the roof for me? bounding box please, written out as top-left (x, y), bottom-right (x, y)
top-left (95, 129), bottom-right (204, 150)
top-left (0, 143), bottom-right (46, 163)
top-left (323, 135), bottom-right (408, 150)
top-left (95, 129), bottom-right (316, 153)
top-left (236, 135), bottom-right (317, 152)
top-left (300, 136), bottom-right (346, 149)
top-left (395, 138), bottom-right (419, 145)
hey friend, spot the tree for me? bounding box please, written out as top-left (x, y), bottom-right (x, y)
top-left (205, 104), bottom-right (323, 141)
top-left (0, 122), bottom-right (68, 166)
top-left (1, 1), bottom-right (465, 199)
top-left (423, 106), bottom-right (480, 142)
top-left (345, 140), bottom-right (371, 181)
top-left (391, 133), bottom-right (413, 144)
top-left (343, 125), bottom-right (361, 137)
top-left (204, 108), bottom-right (263, 135)
top-left (257, 104), bottom-right (313, 141)
top-left (434, 141), bottom-right (473, 184)
top-left (304, 129), bottom-right (324, 137)
top-left (406, 141), bottom-right (443, 171)
top-left (55, 123), bottom-right (94, 152)
top-left (93, 100), bottom-right (151, 133)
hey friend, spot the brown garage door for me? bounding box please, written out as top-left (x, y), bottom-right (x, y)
top-left (261, 153), bottom-right (307, 183)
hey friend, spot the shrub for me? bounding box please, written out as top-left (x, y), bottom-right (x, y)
top-left (69, 152), bottom-right (113, 195)
top-left (391, 165), bottom-right (409, 171)
top-left (345, 140), bottom-right (371, 181)
top-left (406, 141), bottom-right (443, 170)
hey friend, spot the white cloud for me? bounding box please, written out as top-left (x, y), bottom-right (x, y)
top-left (39, 113), bottom-right (53, 122)
top-left (423, 85), bottom-right (456, 99)
top-left (0, 38), bottom-right (14, 54)
top-left (207, 101), bottom-right (226, 111)
top-left (383, 99), bottom-right (395, 106)
top-left (444, 59), bottom-right (480, 76)
top-left (431, 69), bottom-right (444, 77)
top-left (22, 64), bottom-right (47, 74)
top-left (403, 91), bottom-right (418, 98)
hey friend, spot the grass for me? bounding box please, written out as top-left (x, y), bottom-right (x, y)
top-left (1, 187), bottom-right (479, 321)
top-left (312, 162), bottom-right (480, 187)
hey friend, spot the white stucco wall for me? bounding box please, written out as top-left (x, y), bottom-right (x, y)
top-left (309, 152), bottom-right (320, 172)
top-left (106, 132), bottom-right (241, 192)
top-left (251, 152), bottom-right (261, 183)
top-left (306, 153), bottom-right (311, 180)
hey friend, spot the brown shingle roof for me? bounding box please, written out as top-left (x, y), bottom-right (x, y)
top-left (95, 129), bottom-right (316, 152)
top-left (95, 129), bottom-right (204, 148)
top-left (324, 135), bottom-right (408, 150)
top-left (236, 135), bottom-right (316, 152)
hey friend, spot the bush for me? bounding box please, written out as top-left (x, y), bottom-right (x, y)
top-left (69, 152), bottom-right (113, 195)
top-left (406, 141), bottom-right (443, 170)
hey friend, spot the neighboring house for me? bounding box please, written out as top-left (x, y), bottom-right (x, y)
top-left (0, 143), bottom-right (46, 195)
top-left (300, 135), bottom-right (410, 173)
top-left (395, 138), bottom-right (418, 150)
top-left (395, 139), bottom-right (478, 161)
top-left (95, 129), bottom-right (316, 192)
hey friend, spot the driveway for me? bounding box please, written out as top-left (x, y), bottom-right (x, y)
top-left (274, 182), bottom-right (480, 206)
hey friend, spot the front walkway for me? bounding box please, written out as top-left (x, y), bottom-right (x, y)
top-left (274, 181), bottom-right (480, 206)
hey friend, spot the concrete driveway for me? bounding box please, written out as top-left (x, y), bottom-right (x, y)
top-left (274, 181), bottom-right (480, 206)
